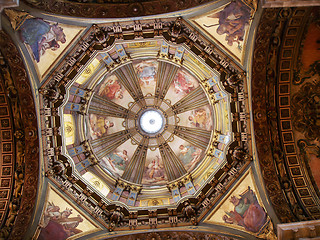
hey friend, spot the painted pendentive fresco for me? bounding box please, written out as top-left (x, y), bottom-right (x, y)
top-left (206, 170), bottom-right (269, 235)
top-left (38, 188), bottom-right (97, 240)
top-left (4, 9), bottom-right (83, 77)
top-left (18, 19), bottom-right (66, 63)
top-left (191, 0), bottom-right (252, 63)
top-left (222, 187), bottom-right (267, 233)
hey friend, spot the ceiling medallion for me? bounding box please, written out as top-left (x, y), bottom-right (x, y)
top-left (40, 19), bottom-right (250, 231)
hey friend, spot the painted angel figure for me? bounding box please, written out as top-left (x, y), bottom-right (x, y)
top-left (135, 61), bottom-right (157, 86)
top-left (222, 186), bottom-right (267, 233)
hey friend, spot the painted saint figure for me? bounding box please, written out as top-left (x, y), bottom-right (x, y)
top-left (173, 71), bottom-right (196, 94)
top-left (178, 145), bottom-right (202, 171)
top-left (206, 0), bottom-right (250, 47)
top-left (39, 202), bottom-right (83, 240)
top-left (18, 18), bottom-right (66, 62)
top-left (98, 76), bottom-right (124, 100)
top-left (135, 61), bottom-right (157, 86)
top-left (222, 187), bottom-right (267, 233)
top-left (89, 114), bottom-right (114, 139)
top-left (146, 156), bottom-right (165, 180)
top-left (101, 150), bottom-right (129, 177)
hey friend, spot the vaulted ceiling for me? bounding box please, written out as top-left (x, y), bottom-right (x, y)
top-left (0, 1), bottom-right (319, 240)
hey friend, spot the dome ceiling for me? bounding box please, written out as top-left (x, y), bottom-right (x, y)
top-left (1, 1), bottom-right (320, 240)
top-left (63, 38), bottom-right (231, 207)
top-left (0, 1), bottom-right (289, 239)
top-left (33, 14), bottom-right (256, 234)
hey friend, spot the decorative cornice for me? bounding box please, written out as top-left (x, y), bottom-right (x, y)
top-left (21, 0), bottom-right (212, 18)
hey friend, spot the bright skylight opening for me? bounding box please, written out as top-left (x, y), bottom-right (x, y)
top-left (140, 110), bottom-right (163, 134)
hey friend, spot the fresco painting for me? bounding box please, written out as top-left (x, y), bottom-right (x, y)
top-left (294, 22), bottom-right (320, 85)
top-left (300, 22), bottom-right (320, 73)
top-left (305, 146), bottom-right (320, 189)
top-left (88, 114), bottom-right (114, 140)
top-left (18, 18), bottom-right (66, 64)
top-left (191, 0), bottom-right (252, 62)
top-left (206, 170), bottom-right (268, 234)
top-left (96, 74), bottom-right (133, 106)
top-left (38, 188), bottom-right (97, 240)
top-left (100, 139), bottom-right (134, 178)
top-left (97, 75), bottom-right (124, 101)
top-left (4, 9), bottom-right (83, 77)
top-left (292, 22), bottom-right (320, 191)
top-left (178, 145), bottom-right (203, 172)
top-left (168, 137), bottom-right (203, 172)
top-left (134, 59), bottom-right (158, 96)
top-left (166, 69), bottom-right (199, 105)
top-left (142, 149), bottom-right (167, 186)
top-left (178, 105), bottom-right (213, 131)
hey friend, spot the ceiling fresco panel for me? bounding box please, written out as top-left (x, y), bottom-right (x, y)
top-left (190, 0), bottom-right (257, 64)
top-left (34, 17), bottom-right (256, 236)
top-left (205, 169), bottom-right (274, 239)
top-left (35, 186), bottom-right (101, 240)
top-left (4, 9), bottom-right (84, 79)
